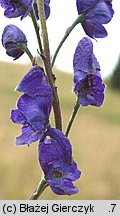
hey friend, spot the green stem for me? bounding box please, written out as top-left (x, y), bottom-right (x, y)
top-left (37, 0), bottom-right (62, 131)
top-left (29, 176), bottom-right (48, 200)
top-left (65, 99), bottom-right (80, 137)
top-left (52, 14), bottom-right (85, 67)
top-left (37, 0), bottom-right (51, 64)
top-left (18, 43), bottom-right (33, 62)
top-left (30, 10), bottom-right (43, 55)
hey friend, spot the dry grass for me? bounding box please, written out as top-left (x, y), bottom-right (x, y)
top-left (0, 61), bottom-right (120, 199)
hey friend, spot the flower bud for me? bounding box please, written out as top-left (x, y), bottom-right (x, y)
top-left (2, 24), bottom-right (27, 60)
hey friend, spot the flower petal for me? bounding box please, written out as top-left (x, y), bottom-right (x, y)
top-left (11, 109), bottom-right (26, 124)
top-left (75, 74), bottom-right (105, 107)
top-left (0, 0), bottom-right (32, 19)
top-left (39, 128), bottom-right (72, 172)
top-left (16, 65), bottom-right (52, 99)
top-left (44, 0), bottom-right (50, 19)
top-left (46, 128), bottom-right (72, 161)
top-left (73, 37), bottom-right (100, 76)
top-left (82, 20), bottom-right (108, 38)
top-left (16, 124), bottom-right (42, 146)
top-left (49, 179), bottom-right (79, 195)
top-left (87, 1), bottom-right (114, 24)
top-left (17, 94), bottom-right (50, 132)
top-left (33, 1), bottom-right (50, 20)
top-left (76, 0), bottom-right (97, 14)
top-left (39, 131), bottom-right (72, 173)
top-left (65, 161), bottom-right (81, 181)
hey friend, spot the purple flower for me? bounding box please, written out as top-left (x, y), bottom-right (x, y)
top-left (73, 37), bottom-right (105, 107)
top-left (39, 128), bottom-right (81, 195)
top-left (2, 24), bottom-right (27, 60)
top-left (0, 0), bottom-right (32, 20)
top-left (11, 65), bottom-right (52, 146)
top-left (76, 0), bottom-right (114, 38)
top-left (0, 0), bottom-right (51, 20)
top-left (33, 0), bottom-right (50, 20)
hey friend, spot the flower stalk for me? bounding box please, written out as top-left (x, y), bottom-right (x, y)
top-left (52, 14), bottom-right (85, 67)
top-left (18, 43), bottom-right (33, 62)
top-left (29, 176), bottom-right (48, 200)
top-left (65, 99), bottom-right (80, 137)
top-left (30, 9), bottom-right (43, 55)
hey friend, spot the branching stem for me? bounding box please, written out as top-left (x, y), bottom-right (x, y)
top-left (52, 14), bottom-right (85, 67)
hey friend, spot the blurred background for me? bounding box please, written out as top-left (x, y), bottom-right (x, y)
top-left (0, 0), bottom-right (120, 199)
top-left (0, 61), bottom-right (120, 200)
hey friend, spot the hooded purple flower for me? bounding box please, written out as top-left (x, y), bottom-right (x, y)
top-left (0, 0), bottom-right (51, 20)
top-left (39, 128), bottom-right (81, 195)
top-left (0, 0), bottom-right (32, 20)
top-left (76, 0), bottom-right (114, 38)
top-left (2, 24), bottom-right (27, 60)
top-left (73, 37), bottom-right (105, 107)
top-left (11, 65), bottom-right (52, 146)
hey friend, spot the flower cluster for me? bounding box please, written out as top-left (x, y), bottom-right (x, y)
top-left (73, 0), bottom-right (114, 108)
top-left (0, 0), bottom-right (114, 198)
top-left (10, 64), bottom-right (80, 195)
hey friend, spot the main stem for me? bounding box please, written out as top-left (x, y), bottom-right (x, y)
top-left (65, 99), bottom-right (80, 137)
top-left (52, 14), bottom-right (85, 67)
top-left (37, 0), bottom-right (62, 131)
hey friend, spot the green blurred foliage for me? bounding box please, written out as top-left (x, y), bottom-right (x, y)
top-left (110, 56), bottom-right (120, 90)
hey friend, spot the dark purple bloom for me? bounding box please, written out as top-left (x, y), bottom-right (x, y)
top-left (76, 0), bottom-right (114, 38)
top-left (0, 0), bottom-right (51, 20)
top-left (0, 0), bottom-right (32, 20)
top-left (11, 65), bottom-right (52, 146)
top-left (73, 37), bottom-right (105, 107)
top-left (39, 128), bottom-right (81, 195)
top-left (2, 24), bottom-right (27, 60)
top-left (33, 0), bottom-right (50, 20)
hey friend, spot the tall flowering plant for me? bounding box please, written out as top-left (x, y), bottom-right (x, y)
top-left (0, 0), bottom-right (114, 199)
